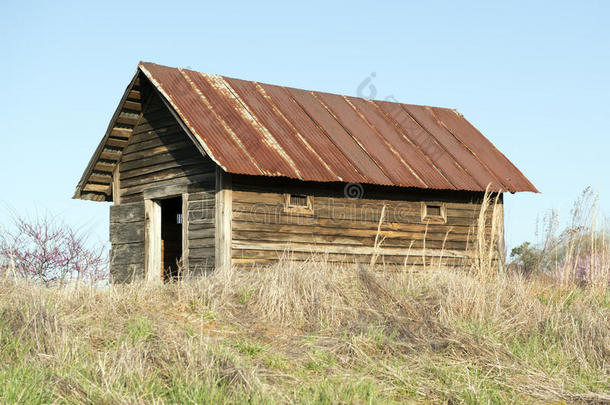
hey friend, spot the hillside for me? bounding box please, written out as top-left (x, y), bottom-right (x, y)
top-left (1, 261), bottom-right (608, 404)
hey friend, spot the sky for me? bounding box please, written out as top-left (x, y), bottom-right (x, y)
top-left (1, 0), bottom-right (608, 251)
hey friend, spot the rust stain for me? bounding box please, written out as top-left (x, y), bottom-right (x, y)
top-left (135, 61), bottom-right (538, 193)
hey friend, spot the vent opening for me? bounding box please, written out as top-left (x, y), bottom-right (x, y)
top-left (284, 193), bottom-right (313, 214)
top-left (289, 194), bottom-right (308, 207)
top-left (421, 202), bottom-right (446, 223)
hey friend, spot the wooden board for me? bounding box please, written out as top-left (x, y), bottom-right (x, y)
top-left (230, 174), bottom-right (502, 268)
top-left (117, 90), bottom-right (217, 201)
top-left (109, 201), bottom-right (146, 282)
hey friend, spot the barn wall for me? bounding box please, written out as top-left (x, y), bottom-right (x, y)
top-left (109, 200), bottom-right (145, 282)
top-left (230, 175), bottom-right (502, 268)
top-left (118, 90), bottom-right (216, 203)
top-left (109, 88), bottom-right (217, 281)
top-left (187, 190), bottom-right (216, 273)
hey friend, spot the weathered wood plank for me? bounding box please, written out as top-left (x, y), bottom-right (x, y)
top-left (89, 173), bottom-right (112, 183)
top-left (215, 168), bottom-right (232, 270)
top-left (182, 192), bottom-right (189, 274)
top-left (232, 217), bottom-right (479, 236)
top-left (231, 200), bottom-right (490, 227)
top-left (231, 240), bottom-right (471, 258)
top-left (128, 125), bottom-right (182, 144)
top-left (231, 230), bottom-right (468, 249)
top-left (94, 161), bottom-right (116, 172)
top-left (120, 165), bottom-right (214, 189)
top-left (188, 218), bottom-right (216, 229)
top-left (124, 100), bottom-right (142, 111)
top-left (188, 227), bottom-right (215, 239)
top-left (144, 200), bottom-right (162, 283)
top-left (110, 201), bottom-right (144, 223)
top-left (83, 183), bottom-right (111, 194)
top-left (188, 191), bottom-right (216, 201)
top-left (128, 89), bottom-right (141, 100)
top-left (231, 249), bottom-right (468, 266)
top-left (110, 222), bottom-right (145, 244)
top-left (119, 149), bottom-right (202, 173)
top-left (105, 138), bottom-right (129, 148)
top-left (122, 173), bottom-right (215, 198)
top-left (122, 132), bottom-right (187, 155)
top-left (110, 242), bottom-right (145, 265)
top-left (120, 140), bottom-right (196, 163)
top-left (190, 246), bottom-right (216, 259)
top-left (109, 263), bottom-right (145, 283)
top-left (110, 127), bottom-right (133, 138)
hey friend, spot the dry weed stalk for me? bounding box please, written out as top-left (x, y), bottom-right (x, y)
top-left (369, 204), bottom-right (386, 267)
top-left (470, 186), bottom-right (504, 280)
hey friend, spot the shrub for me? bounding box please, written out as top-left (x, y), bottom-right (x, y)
top-left (0, 214), bottom-right (108, 284)
top-left (508, 188), bottom-right (609, 286)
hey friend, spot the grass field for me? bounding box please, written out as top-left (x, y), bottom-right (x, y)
top-left (1, 191), bottom-right (608, 404)
top-left (1, 259), bottom-right (608, 404)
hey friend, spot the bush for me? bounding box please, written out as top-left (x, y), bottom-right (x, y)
top-left (0, 215), bottom-right (108, 284)
top-left (508, 188), bottom-right (609, 286)
top-left (509, 242), bottom-right (543, 276)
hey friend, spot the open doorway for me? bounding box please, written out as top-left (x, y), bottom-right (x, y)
top-left (160, 197), bottom-right (183, 281)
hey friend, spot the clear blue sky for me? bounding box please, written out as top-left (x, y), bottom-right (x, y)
top-left (1, 0), bottom-right (608, 250)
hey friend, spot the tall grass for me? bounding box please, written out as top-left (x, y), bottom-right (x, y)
top-left (0, 190), bottom-right (608, 403)
top-left (507, 188), bottom-right (609, 288)
top-left (1, 254), bottom-right (608, 403)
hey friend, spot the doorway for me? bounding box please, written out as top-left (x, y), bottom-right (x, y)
top-left (160, 197), bottom-right (183, 281)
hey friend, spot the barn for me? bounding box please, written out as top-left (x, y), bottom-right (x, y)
top-left (74, 62), bottom-right (537, 283)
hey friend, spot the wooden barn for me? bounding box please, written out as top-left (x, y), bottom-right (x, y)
top-left (74, 62), bottom-right (537, 283)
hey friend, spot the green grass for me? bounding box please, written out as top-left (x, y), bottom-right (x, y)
top-left (0, 263), bottom-right (608, 404)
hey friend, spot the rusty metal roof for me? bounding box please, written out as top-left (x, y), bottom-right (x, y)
top-left (139, 62), bottom-right (537, 193)
top-left (74, 62), bottom-right (538, 200)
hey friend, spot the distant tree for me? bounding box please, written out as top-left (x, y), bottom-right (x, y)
top-left (509, 242), bottom-right (542, 276)
top-left (0, 215), bottom-right (108, 285)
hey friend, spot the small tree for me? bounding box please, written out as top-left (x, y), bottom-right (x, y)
top-left (0, 215), bottom-right (108, 284)
top-left (509, 242), bottom-right (542, 276)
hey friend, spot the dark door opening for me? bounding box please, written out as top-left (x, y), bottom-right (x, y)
top-left (160, 197), bottom-right (183, 281)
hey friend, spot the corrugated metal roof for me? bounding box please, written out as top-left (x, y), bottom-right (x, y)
top-left (79, 61), bottom-right (537, 197)
top-left (138, 62), bottom-right (537, 193)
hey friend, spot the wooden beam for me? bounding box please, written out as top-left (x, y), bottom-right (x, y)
top-left (73, 70), bottom-right (140, 200)
top-left (215, 167), bottom-right (232, 270)
top-left (89, 173), bottom-right (112, 183)
top-left (83, 183), bottom-right (111, 194)
top-left (106, 138), bottom-right (129, 148)
top-left (124, 100), bottom-right (142, 111)
top-left (112, 164), bottom-right (121, 205)
top-left (94, 161), bottom-right (115, 172)
top-left (497, 197), bottom-right (506, 266)
top-left (100, 149), bottom-right (122, 161)
top-left (128, 89), bottom-right (141, 100)
top-left (110, 127), bottom-right (133, 138)
top-left (144, 199), bottom-right (162, 283)
top-left (79, 192), bottom-right (108, 202)
top-left (116, 115), bottom-right (139, 126)
top-left (231, 241), bottom-right (471, 259)
top-left (182, 193), bottom-right (189, 273)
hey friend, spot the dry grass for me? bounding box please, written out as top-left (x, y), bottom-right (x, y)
top-left (1, 257), bottom-right (608, 404)
top-left (0, 191), bottom-right (608, 404)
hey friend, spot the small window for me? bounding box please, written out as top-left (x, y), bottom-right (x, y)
top-left (284, 193), bottom-right (313, 214)
top-left (289, 194), bottom-right (308, 207)
top-left (421, 202), bottom-right (446, 223)
top-left (427, 205), bottom-right (442, 217)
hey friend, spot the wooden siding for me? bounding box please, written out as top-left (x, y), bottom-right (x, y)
top-left (187, 190), bottom-right (216, 273)
top-left (118, 90), bottom-right (216, 203)
top-left (109, 201), bottom-right (145, 282)
top-left (231, 175), bottom-right (501, 268)
top-left (107, 87), bottom-right (503, 277)
top-left (110, 89), bottom-right (217, 278)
